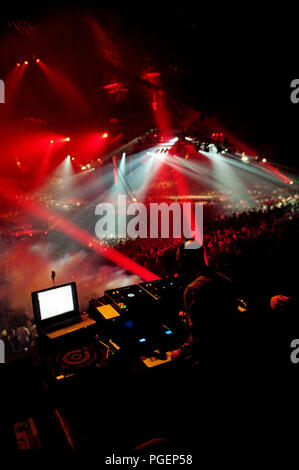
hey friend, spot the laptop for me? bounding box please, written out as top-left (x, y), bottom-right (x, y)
top-left (32, 282), bottom-right (82, 335)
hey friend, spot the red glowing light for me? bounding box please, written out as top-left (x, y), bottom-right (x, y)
top-left (144, 72), bottom-right (161, 79)
top-left (102, 82), bottom-right (120, 90)
top-left (65, 137), bottom-right (71, 142)
top-left (50, 140), bottom-right (54, 144)
top-left (152, 101), bottom-right (158, 111)
top-left (24, 61), bottom-right (29, 65)
top-left (102, 132), bottom-right (108, 139)
top-left (36, 58), bottom-right (40, 63)
top-left (16, 62), bottom-right (21, 67)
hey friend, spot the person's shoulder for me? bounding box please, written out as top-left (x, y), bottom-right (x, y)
top-left (185, 274), bottom-right (211, 292)
top-left (187, 269), bottom-right (233, 290)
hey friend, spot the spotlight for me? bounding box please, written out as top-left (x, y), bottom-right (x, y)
top-left (65, 137), bottom-right (71, 142)
top-left (24, 60), bottom-right (29, 65)
top-left (262, 158), bottom-right (267, 163)
top-left (50, 140), bottom-right (54, 144)
top-left (16, 62), bottom-right (21, 67)
top-left (71, 157), bottom-right (75, 161)
top-left (241, 155), bottom-right (249, 162)
top-left (102, 132), bottom-right (108, 139)
top-left (35, 58), bottom-right (40, 63)
top-left (290, 180), bottom-right (294, 185)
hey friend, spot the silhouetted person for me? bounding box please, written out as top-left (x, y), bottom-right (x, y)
top-left (172, 239), bottom-right (237, 369)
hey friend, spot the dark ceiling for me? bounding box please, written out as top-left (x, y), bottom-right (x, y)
top-left (0, 2), bottom-right (298, 167)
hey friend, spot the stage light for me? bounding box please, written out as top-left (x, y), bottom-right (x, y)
top-left (67, 155), bottom-right (71, 159)
top-left (81, 165), bottom-right (87, 170)
top-left (241, 155), bottom-right (249, 162)
top-left (36, 58), bottom-right (40, 63)
top-left (290, 180), bottom-right (294, 185)
top-left (71, 157), bottom-right (75, 161)
top-left (102, 132), bottom-right (108, 139)
top-left (50, 140), bottom-right (54, 144)
top-left (65, 137), bottom-right (71, 142)
top-left (262, 158), bottom-right (267, 163)
top-left (24, 61), bottom-right (29, 65)
top-left (208, 143), bottom-right (218, 154)
top-left (16, 62), bottom-right (21, 67)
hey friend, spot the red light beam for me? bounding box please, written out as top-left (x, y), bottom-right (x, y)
top-left (0, 177), bottom-right (159, 282)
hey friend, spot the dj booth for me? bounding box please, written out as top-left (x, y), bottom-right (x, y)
top-left (4, 277), bottom-right (258, 453)
top-left (21, 278), bottom-right (198, 451)
top-left (32, 277), bottom-right (188, 383)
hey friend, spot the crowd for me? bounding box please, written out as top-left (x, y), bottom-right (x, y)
top-left (113, 198), bottom-right (298, 277)
top-left (0, 309), bottom-right (37, 358)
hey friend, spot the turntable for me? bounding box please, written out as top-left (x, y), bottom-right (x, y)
top-left (45, 335), bottom-right (119, 383)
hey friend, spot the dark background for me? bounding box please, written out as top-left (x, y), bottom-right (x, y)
top-left (0, 2), bottom-right (298, 167)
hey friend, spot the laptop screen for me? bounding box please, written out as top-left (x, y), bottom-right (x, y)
top-left (32, 282), bottom-right (79, 324)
